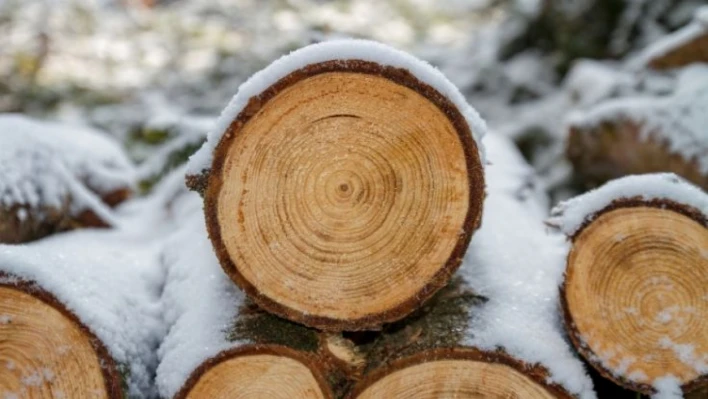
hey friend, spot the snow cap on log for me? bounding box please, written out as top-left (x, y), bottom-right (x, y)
top-left (185, 39), bottom-right (487, 180)
top-left (0, 229), bottom-right (164, 397)
top-left (630, 6), bottom-right (708, 70)
top-left (0, 114), bottom-right (135, 242)
top-left (566, 65), bottom-right (708, 188)
top-left (548, 173), bottom-right (708, 237)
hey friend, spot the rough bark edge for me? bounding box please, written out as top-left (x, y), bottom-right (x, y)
top-left (199, 59), bottom-right (485, 331)
top-left (0, 273), bottom-right (123, 398)
top-left (560, 199), bottom-right (708, 395)
top-left (566, 120), bottom-right (708, 190)
top-left (172, 344), bottom-right (335, 399)
top-left (345, 347), bottom-right (575, 399)
top-left (647, 30), bottom-right (708, 70)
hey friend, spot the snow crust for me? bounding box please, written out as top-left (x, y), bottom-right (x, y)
top-left (0, 228), bottom-right (164, 397)
top-left (548, 173), bottom-right (708, 237)
top-left (0, 114), bottom-right (135, 223)
top-left (155, 208), bottom-right (247, 398)
top-left (459, 133), bottom-right (596, 399)
top-left (567, 65), bottom-right (708, 175)
top-left (186, 39), bottom-right (487, 176)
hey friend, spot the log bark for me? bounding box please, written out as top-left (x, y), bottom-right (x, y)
top-left (187, 59), bottom-right (485, 331)
top-left (567, 120), bottom-right (708, 190)
top-left (559, 197), bottom-right (708, 396)
top-left (0, 274), bottom-right (123, 398)
top-left (340, 278), bottom-right (575, 399)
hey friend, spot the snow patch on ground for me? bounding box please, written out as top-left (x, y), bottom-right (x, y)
top-left (186, 39), bottom-right (487, 176)
top-left (548, 173), bottom-right (708, 236)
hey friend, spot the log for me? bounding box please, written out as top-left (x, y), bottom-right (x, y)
top-left (345, 278), bottom-right (575, 399)
top-left (549, 173), bottom-right (708, 396)
top-left (634, 8), bottom-right (708, 70)
top-left (343, 134), bottom-right (594, 399)
top-left (566, 66), bottom-right (708, 191)
top-left (157, 208), bottom-right (346, 398)
top-left (0, 115), bottom-right (135, 243)
top-left (0, 228), bottom-right (161, 398)
top-left (184, 40), bottom-right (487, 331)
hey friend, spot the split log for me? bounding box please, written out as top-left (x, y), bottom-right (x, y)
top-left (184, 40), bottom-right (487, 331)
top-left (0, 115), bottom-right (135, 243)
top-left (0, 229), bottom-right (162, 398)
top-left (566, 65), bottom-right (708, 190)
top-left (549, 173), bottom-right (708, 396)
top-left (157, 209), bottom-right (347, 399)
top-left (343, 134), bottom-right (594, 399)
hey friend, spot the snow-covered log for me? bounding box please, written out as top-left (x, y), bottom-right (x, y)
top-left (549, 173), bottom-right (708, 397)
top-left (0, 229), bottom-right (163, 398)
top-left (346, 134), bottom-right (595, 399)
top-left (0, 115), bottom-right (135, 243)
top-left (156, 205), bottom-right (346, 399)
top-left (566, 65), bottom-right (708, 190)
top-left (184, 40), bottom-right (487, 331)
top-left (634, 7), bottom-right (708, 70)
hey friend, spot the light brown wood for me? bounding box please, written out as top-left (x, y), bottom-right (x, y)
top-left (354, 359), bottom-right (556, 399)
top-left (213, 69), bottom-right (476, 329)
top-left (565, 207), bottom-right (708, 391)
top-left (0, 286), bottom-right (109, 398)
top-left (185, 354), bottom-right (327, 399)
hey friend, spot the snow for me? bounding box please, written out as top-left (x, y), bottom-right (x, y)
top-left (458, 133), bottom-right (596, 399)
top-left (155, 194), bottom-right (248, 399)
top-left (651, 375), bottom-right (683, 399)
top-left (186, 39), bottom-right (488, 177)
top-left (548, 173), bottom-right (708, 236)
top-left (567, 64), bottom-right (708, 175)
top-left (0, 228), bottom-right (164, 397)
top-left (0, 114), bottom-right (135, 223)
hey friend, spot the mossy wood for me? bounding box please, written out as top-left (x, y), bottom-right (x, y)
top-left (0, 275), bottom-right (123, 398)
top-left (562, 199), bottom-right (708, 396)
top-left (336, 277), bottom-right (575, 399)
top-left (188, 60), bottom-right (485, 331)
top-left (173, 301), bottom-right (351, 399)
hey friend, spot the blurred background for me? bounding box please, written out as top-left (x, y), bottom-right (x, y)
top-left (1, 0), bottom-right (704, 197)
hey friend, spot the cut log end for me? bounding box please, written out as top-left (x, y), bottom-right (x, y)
top-left (206, 60), bottom-right (484, 331)
top-left (176, 346), bottom-right (332, 399)
top-left (0, 285), bottom-right (121, 398)
top-left (349, 349), bottom-right (573, 399)
top-left (564, 206), bottom-right (708, 394)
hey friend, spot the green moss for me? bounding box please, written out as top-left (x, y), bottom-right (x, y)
top-left (360, 277), bottom-right (486, 371)
top-left (228, 302), bottom-right (320, 353)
